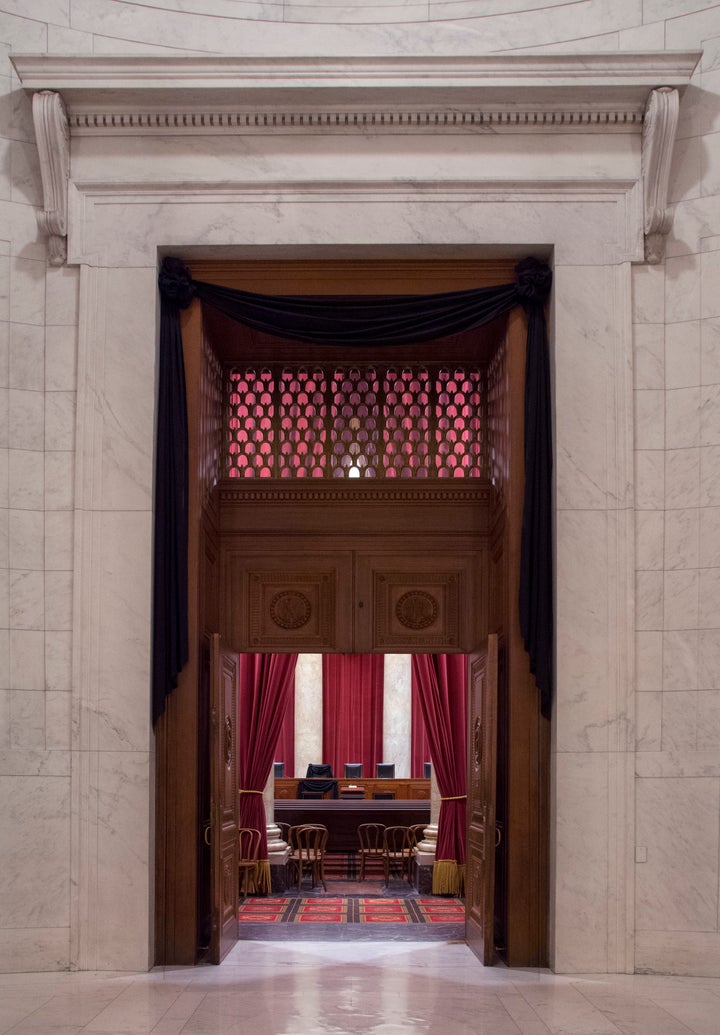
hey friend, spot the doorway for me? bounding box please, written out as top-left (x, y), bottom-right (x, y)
top-left (153, 258), bottom-right (549, 968)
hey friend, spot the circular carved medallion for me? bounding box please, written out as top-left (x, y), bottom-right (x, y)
top-left (269, 590), bottom-right (312, 630)
top-left (395, 590), bottom-right (438, 630)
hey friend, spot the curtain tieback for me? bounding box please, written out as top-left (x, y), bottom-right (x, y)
top-left (440, 794), bottom-right (467, 801)
top-left (238, 789), bottom-right (264, 795)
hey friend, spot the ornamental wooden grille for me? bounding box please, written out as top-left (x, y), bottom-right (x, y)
top-left (225, 364), bottom-right (485, 480)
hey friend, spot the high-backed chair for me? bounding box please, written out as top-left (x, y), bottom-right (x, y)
top-left (298, 763), bottom-right (338, 799)
top-left (273, 762), bottom-right (285, 779)
top-left (238, 827), bottom-right (262, 900)
top-left (423, 761), bottom-right (432, 780)
top-left (306, 764), bottom-right (333, 779)
top-left (376, 763), bottom-right (395, 779)
top-left (382, 826), bottom-right (413, 885)
top-left (357, 822), bottom-right (385, 880)
top-left (344, 763), bottom-right (363, 779)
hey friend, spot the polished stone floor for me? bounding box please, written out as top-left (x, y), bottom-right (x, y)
top-left (1, 948), bottom-right (720, 1035)
top-left (2, 941), bottom-right (720, 1034)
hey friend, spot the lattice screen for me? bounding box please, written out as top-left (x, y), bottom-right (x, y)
top-left (200, 335), bottom-right (224, 502)
top-left (225, 364), bottom-right (485, 479)
top-left (486, 342), bottom-right (508, 494)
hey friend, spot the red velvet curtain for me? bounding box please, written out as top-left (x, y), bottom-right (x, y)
top-left (238, 652), bottom-right (298, 889)
top-left (274, 673), bottom-right (295, 777)
top-left (411, 654), bottom-right (467, 894)
top-left (411, 665), bottom-right (432, 779)
top-left (322, 654), bottom-right (384, 779)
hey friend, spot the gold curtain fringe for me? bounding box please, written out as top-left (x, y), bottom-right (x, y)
top-left (254, 860), bottom-right (271, 895)
top-left (432, 859), bottom-right (465, 897)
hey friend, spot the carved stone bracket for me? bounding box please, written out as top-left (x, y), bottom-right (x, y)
top-left (32, 90), bottom-right (69, 266)
top-left (642, 86), bottom-right (680, 264)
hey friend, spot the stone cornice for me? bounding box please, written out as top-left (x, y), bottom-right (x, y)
top-left (10, 52), bottom-right (701, 92)
top-left (10, 52), bottom-right (701, 265)
top-left (11, 53), bottom-right (700, 130)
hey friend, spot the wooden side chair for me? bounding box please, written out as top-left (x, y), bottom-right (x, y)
top-left (357, 822), bottom-right (386, 880)
top-left (382, 825), bottom-right (413, 885)
top-left (238, 827), bottom-right (262, 900)
top-left (408, 823), bottom-right (427, 850)
top-left (289, 824), bottom-right (328, 891)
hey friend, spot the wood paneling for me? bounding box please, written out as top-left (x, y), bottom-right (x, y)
top-left (493, 308), bottom-right (550, 967)
top-left (221, 550), bottom-right (354, 652)
top-left (356, 553), bottom-right (482, 652)
top-left (466, 636), bottom-right (499, 965)
top-left (275, 778), bottom-right (430, 800)
top-left (209, 637), bottom-right (239, 964)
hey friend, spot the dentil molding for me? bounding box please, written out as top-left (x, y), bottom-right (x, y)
top-left (11, 52), bottom-right (700, 267)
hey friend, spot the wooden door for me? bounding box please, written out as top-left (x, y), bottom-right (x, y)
top-left (209, 633), bottom-right (239, 964)
top-left (466, 634), bottom-right (499, 965)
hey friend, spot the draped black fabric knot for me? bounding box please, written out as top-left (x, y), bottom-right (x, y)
top-left (515, 257), bottom-right (552, 307)
top-left (158, 257), bottom-right (196, 309)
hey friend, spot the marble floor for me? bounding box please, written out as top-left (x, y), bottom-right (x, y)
top-left (1, 940), bottom-right (720, 1035)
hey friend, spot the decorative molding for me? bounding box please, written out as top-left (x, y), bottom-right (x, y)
top-left (65, 108), bottom-right (646, 135)
top-left (642, 87), bottom-right (680, 264)
top-left (10, 52), bottom-right (702, 96)
top-left (269, 590), bottom-right (312, 631)
top-left (32, 90), bottom-right (69, 266)
top-left (219, 482), bottom-right (492, 505)
top-left (246, 569), bottom-right (336, 649)
top-left (395, 590), bottom-right (439, 630)
top-left (374, 569), bottom-right (461, 649)
top-left (13, 54), bottom-right (699, 263)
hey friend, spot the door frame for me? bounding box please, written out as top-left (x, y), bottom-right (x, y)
top-left (153, 259), bottom-right (549, 967)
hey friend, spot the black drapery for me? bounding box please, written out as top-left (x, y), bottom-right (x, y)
top-left (153, 256), bottom-right (553, 722)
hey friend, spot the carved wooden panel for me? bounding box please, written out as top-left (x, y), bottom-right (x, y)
top-left (356, 552), bottom-right (481, 652)
top-left (221, 550), bottom-right (353, 652)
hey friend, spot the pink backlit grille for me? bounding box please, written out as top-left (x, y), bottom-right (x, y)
top-left (330, 368), bottom-right (380, 479)
top-left (225, 364), bottom-right (484, 479)
top-left (384, 367), bottom-right (430, 478)
top-left (279, 368), bottom-right (328, 478)
top-left (226, 368), bottom-right (276, 478)
top-left (435, 369), bottom-right (483, 479)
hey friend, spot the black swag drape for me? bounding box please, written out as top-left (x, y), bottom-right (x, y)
top-left (153, 256), bottom-right (553, 722)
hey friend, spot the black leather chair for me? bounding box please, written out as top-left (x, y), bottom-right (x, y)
top-left (423, 761), bottom-right (432, 780)
top-left (274, 762), bottom-right (285, 779)
top-left (344, 763), bottom-right (363, 778)
top-left (376, 763), bottom-right (395, 779)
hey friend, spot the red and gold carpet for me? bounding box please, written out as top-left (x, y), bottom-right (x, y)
top-left (239, 896), bottom-right (465, 925)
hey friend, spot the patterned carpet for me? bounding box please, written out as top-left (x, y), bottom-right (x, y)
top-left (238, 896), bottom-right (465, 925)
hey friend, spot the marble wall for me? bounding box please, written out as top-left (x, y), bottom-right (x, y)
top-left (0, 0), bottom-right (718, 979)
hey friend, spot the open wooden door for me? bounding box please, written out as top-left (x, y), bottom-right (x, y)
top-left (208, 633), bottom-right (239, 964)
top-left (466, 633), bottom-right (499, 964)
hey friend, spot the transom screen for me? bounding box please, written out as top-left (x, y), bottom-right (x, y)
top-left (225, 364), bottom-right (485, 479)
